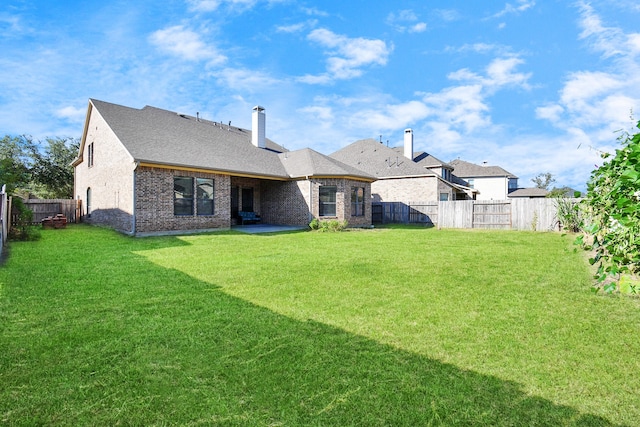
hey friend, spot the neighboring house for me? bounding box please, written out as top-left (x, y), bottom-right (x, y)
top-left (73, 99), bottom-right (374, 235)
top-left (330, 129), bottom-right (475, 203)
top-left (508, 187), bottom-right (549, 198)
top-left (449, 159), bottom-right (518, 200)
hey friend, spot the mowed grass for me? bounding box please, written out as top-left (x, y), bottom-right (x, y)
top-left (1, 225), bottom-right (639, 426)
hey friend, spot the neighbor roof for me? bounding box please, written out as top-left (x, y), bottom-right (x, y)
top-left (78, 99), bottom-right (373, 181)
top-left (508, 187), bottom-right (549, 198)
top-left (391, 147), bottom-right (451, 170)
top-left (449, 159), bottom-right (517, 179)
top-left (330, 139), bottom-right (438, 178)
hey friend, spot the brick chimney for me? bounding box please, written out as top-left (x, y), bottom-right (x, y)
top-left (252, 106), bottom-right (266, 148)
top-left (404, 128), bottom-right (413, 160)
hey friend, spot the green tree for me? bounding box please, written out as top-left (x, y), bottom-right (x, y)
top-left (531, 172), bottom-right (556, 190)
top-left (0, 135), bottom-right (34, 194)
top-left (29, 137), bottom-right (79, 198)
top-left (577, 121), bottom-right (640, 293)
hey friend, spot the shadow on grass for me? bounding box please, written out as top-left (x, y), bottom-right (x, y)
top-left (0, 226), bottom-right (620, 426)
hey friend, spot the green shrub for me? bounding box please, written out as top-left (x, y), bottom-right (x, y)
top-left (309, 219), bottom-right (348, 232)
top-left (554, 196), bottom-right (582, 233)
top-left (9, 198), bottom-right (40, 241)
top-left (577, 120), bottom-right (640, 293)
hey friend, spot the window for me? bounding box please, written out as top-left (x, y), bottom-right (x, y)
top-left (196, 178), bottom-right (214, 215)
top-left (467, 178), bottom-right (475, 189)
top-left (88, 142), bottom-right (94, 167)
top-left (319, 186), bottom-right (337, 216)
top-left (351, 186), bottom-right (365, 217)
top-left (442, 168), bottom-right (451, 181)
top-left (508, 178), bottom-right (518, 192)
top-left (86, 187), bottom-right (92, 217)
top-left (439, 192), bottom-right (449, 201)
top-left (174, 177), bottom-right (194, 215)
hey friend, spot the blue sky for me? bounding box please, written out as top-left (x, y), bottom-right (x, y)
top-left (1, 0), bottom-right (639, 190)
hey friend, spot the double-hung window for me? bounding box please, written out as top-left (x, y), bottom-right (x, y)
top-left (319, 186), bottom-right (337, 217)
top-left (174, 177), bottom-right (194, 215)
top-left (196, 178), bottom-right (214, 215)
top-left (351, 186), bottom-right (364, 217)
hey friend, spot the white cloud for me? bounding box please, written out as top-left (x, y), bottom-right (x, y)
top-left (577, 1), bottom-right (627, 58)
top-left (447, 56), bottom-right (531, 91)
top-left (422, 85), bottom-right (490, 134)
top-left (0, 13), bottom-right (27, 37)
top-left (433, 9), bottom-right (460, 23)
top-left (55, 105), bottom-right (86, 122)
top-left (300, 6), bottom-right (329, 17)
top-left (492, 0), bottom-right (536, 19)
top-left (348, 100), bottom-right (430, 131)
top-left (447, 43), bottom-right (509, 55)
top-left (409, 23), bottom-right (427, 33)
top-left (305, 28), bottom-right (392, 81)
top-left (538, 4), bottom-right (640, 147)
top-left (386, 9), bottom-right (427, 33)
top-left (149, 25), bottom-right (227, 65)
top-left (211, 67), bottom-right (280, 92)
top-left (276, 19), bottom-right (317, 34)
top-left (535, 104), bottom-right (564, 123)
top-left (298, 105), bottom-right (333, 122)
top-left (187, 0), bottom-right (259, 12)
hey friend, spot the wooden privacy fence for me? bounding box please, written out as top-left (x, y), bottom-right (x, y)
top-left (12, 199), bottom-right (81, 225)
top-left (373, 199), bottom-right (579, 231)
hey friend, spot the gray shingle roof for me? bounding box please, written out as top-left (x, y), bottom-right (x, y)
top-left (508, 187), bottom-right (549, 198)
top-left (329, 139), bottom-right (438, 178)
top-left (279, 148), bottom-right (375, 180)
top-left (88, 99), bottom-right (373, 181)
top-left (391, 147), bottom-right (451, 169)
top-left (449, 159), bottom-right (517, 179)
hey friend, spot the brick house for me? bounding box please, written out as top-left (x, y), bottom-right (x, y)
top-left (73, 99), bottom-right (374, 235)
top-left (330, 129), bottom-right (475, 203)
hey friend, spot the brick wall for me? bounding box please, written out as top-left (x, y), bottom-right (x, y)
top-left (308, 178), bottom-right (372, 227)
top-left (134, 167), bottom-right (231, 234)
top-left (260, 180), bottom-right (311, 226)
top-left (372, 176), bottom-right (449, 203)
top-left (74, 107), bottom-right (136, 233)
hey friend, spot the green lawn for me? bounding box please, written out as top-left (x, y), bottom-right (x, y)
top-left (1, 225), bottom-right (639, 426)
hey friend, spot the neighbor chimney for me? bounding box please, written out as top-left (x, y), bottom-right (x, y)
top-left (404, 128), bottom-right (413, 160)
top-left (252, 106), bottom-right (266, 148)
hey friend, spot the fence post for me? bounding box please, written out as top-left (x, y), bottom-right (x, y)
top-left (1, 184), bottom-right (7, 250)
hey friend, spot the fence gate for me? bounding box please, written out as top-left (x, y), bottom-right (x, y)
top-left (472, 201), bottom-right (512, 229)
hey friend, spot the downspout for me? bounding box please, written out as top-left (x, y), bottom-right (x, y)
top-left (132, 162), bottom-right (138, 235)
top-left (307, 176), bottom-right (313, 223)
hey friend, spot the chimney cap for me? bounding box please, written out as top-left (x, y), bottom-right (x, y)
top-left (404, 128), bottom-right (413, 133)
top-left (253, 105), bottom-right (265, 112)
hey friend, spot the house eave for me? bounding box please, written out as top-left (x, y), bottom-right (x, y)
top-left (300, 174), bottom-right (375, 183)
top-left (376, 173), bottom-right (437, 180)
top-left (137, 161), bottom-right (290, 181)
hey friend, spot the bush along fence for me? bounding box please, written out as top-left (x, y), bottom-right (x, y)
top-left (372, 199), bottom-right (581, 231)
